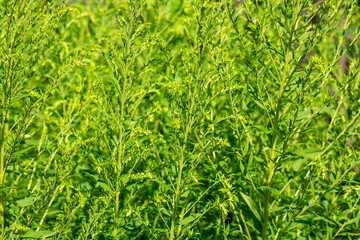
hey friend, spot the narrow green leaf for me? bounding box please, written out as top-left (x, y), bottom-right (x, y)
top-left (240, 192), bottom-right (261, 222)
top-left (179, 216), bottom-right (195, 226)
top-left (293, 148), bottom-right (321, 158)
top-left (16, 197), bottom-right (36, 207)
top-left (96, 181), bottom-right (111, 191)
top-left (179, 213), bottom-right (201, 226)
top-left (23, 230), bottom-right (55, 238)
top-left (13, 147), bottom-right (33, 157)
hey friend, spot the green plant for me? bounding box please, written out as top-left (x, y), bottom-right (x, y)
top-left (225, 1), bottom-right (360, 239)
top-left (0, 0), bottom-right (359, 239)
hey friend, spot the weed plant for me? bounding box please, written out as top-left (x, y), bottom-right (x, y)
top-left (0, 0), bottom-right (360, 239)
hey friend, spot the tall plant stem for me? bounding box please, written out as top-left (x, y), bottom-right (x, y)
top-left (262, 12), bottom-right (296, 237)
top-left (169, 83), bottom-right (196, 240)
top-left (114, 15), bottom-right (132, 235)
top-left (169, 124), bottom-right (190, 240)
top-left (0, 89), bottom-right (7, 235)
top-left (114, 59), bottom-right (128, 237)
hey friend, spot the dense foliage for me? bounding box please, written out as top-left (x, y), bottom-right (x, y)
top-left (1, 0), bottom-right (360, 239)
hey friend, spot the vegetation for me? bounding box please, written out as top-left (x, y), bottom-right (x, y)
top-left (0, 0), bottom-right (359, 239)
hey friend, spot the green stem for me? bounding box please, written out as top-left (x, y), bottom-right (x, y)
top-left (169, 79), bottom-right (196, 239)
top-left (0, 88), bottom-right (7, 236)
top-left (169, 129), bottom-right (189, 240)
top-left (262, 11), bottom-right (295, 238)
